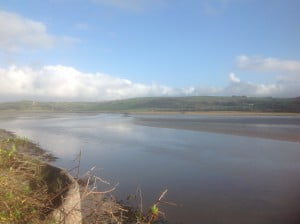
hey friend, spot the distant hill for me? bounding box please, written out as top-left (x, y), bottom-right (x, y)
top-left (0, 96), bottom-right (300, 113)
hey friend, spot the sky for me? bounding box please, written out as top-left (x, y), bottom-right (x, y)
top-left (0, 0), bottom-right (299, 101)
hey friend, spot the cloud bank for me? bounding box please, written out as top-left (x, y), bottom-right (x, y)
top-left (0, 65), bottom-right (173, 101)
top-left (0, 11), bottom-right (78, 52)
top-left (225, 73), bottom-right (283, 97)
top-left (0, 64), bottom-right (299, 102)
top-left (236, 55), bottom-right (300, 74)
top-left (233, 55), bottom-right (300, 97)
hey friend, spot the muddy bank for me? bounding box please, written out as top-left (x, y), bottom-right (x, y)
top-left (134, 116), bottom-right (300, 143)
top-left (0, 129), bottom-right (57, 162)
top-left (0, 129), bottom-right (82, 224)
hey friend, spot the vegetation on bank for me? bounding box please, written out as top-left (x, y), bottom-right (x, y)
top-left (0, 96), bottom-right (299, 113)
top-left (0, 137), bottom-right (55, 223)
top-left (0, 130), bottom-right (170, 224)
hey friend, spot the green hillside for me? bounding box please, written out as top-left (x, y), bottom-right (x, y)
top-left (0, 96), bottom-right (300, 113)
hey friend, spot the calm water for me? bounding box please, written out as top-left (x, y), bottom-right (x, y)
top-left (1, 113), bottom-right (300, 224)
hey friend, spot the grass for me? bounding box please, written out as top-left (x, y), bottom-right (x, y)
top-left (0, 139), bottom-right (55, 223)
top-left (0, 132), bottom-right (171, 224)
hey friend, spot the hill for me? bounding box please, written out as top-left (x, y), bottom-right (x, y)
top-left (0, 96), bottom-right (300, 113)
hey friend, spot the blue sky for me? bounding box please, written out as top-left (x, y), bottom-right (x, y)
top-left (0, 0), bottom-right (299, 101)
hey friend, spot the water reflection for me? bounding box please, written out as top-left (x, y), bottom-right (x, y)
top-left (0, 114), bottom-right (300, 223)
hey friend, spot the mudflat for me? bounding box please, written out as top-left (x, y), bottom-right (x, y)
top-left (134, 115), bottom-right (300, 143)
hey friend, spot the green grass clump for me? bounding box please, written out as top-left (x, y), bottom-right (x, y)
top-left (0, 140), bottom-right (53, 224)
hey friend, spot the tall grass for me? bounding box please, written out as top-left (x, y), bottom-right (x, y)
top-left (0, 134), bottom-right (171, 224)
top-left (0, 141), bottom-right (55, 223)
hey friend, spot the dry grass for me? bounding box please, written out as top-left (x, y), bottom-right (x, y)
top-left (71, 151), bottom-right (171, 224)
top-left (0, 139), bottom-right (56, 223)
top-left (0, 132), bottom-right (171, 224)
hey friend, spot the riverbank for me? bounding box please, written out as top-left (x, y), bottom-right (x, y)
top-left (0, 130), bottom-right (57, 223)
top-left (0, 129), bottom-right (82, 223)
top-left (0, 129), bottom-right (168, 224)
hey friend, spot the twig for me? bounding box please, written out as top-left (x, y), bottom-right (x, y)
top-left (155, 189), bottom-right (168, 206)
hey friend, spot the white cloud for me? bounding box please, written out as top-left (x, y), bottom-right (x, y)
top-left (229, 72), bottom-right (240, 83)
top-left (236, 55), bottom-right (300, 90)
top-left (0, 10), bottom-right (78, 52)
top-left (0, 65), bottom-right (174, 101)
top-left (236, 55), bottom-right (300, 74)
top-left (0, 64), bottom-right (298, 102)
top-left (223, 73), bottom-right (300, 97)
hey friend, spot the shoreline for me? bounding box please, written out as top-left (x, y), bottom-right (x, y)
top-left (0, 110), bottom-right (299, 117)
top-left (130, 111), bottom-right (300, 117)
top-left (134, 117), bottom-right (300, 143)
top-left (0, 128), bottom-right (164, 224)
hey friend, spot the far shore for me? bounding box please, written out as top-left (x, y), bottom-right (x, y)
top-left (129, 111), bottom-right (300, 117)
top-left (0, 110), bottom-right (299, 117)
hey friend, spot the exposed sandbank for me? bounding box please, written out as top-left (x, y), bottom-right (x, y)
top-left (131, 111), bottom-right (300, 116)
top-left (134, 116), bottom-right (300, 143)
